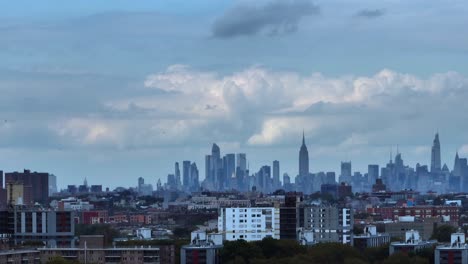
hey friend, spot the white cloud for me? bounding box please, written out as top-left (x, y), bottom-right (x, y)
top-left (93, 65), bottom-right (468, 152)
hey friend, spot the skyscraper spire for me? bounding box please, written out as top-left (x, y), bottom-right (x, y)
top-left (299, 131), bottom-right (309, 177)
top-left (390, 147), bottom-right (393, 164)
top-left (302, 129), bottom-right (305, 146)
top-left (431, 133), bottom-right (441, 173)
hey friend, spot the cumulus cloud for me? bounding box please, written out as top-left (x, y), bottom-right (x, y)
top-left (355, 9), bottom-right (386, 19)
top-left (97, 66), bottom-right (468, 155)
top-left (3, 64), bottom-right (468, 179)
top-left (212, 0), bottom-right (320, 38)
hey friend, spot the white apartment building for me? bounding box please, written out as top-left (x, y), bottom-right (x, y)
top-left (218, 207), bottom-right (280, 241)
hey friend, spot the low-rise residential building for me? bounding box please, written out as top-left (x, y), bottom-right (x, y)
top-left (368, 205), bottom-right (460, 222)
top-left (58, 197), bottom-right (94, 211)
top-left (353, 225), bottom-right (390, 251)
top-left (389, 230), bottom-right (437, 255)
top-left (384, 217), bottom-right (447, 240)
top-left (181, 231), bottom-right (223, 264)
top-left (435, 232), bottom-right (468, 264)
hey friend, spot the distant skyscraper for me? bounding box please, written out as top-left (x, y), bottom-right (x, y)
top-left (283, 173), bottom-right (291, 185)
top-left (256, 166), bottom-right (271, 193)
top-left (339, 162), bottom-right (352, 183)
top-left (431, 133), bottom-right (441, 173)
top-left (211, 143), bottom-right (222, 189)
top-left (175, 162), bottom-right (181, 190)
top-left (273, 160), bottom-right (280, 189)
top-left (167, 174), bottom-right (176, 189)
top-left (138, 177), bottom-right (144, 192)
top-left (224, 154), bottom-right (236, 189)
top-left (237, 153), bottom-right (247, 172)
top-left (235, 153), bottom-right (247, 191)
top-left (48, 174), bottom-right (57, 196)
top-left (299, 132), bottom-right (309, 177)
top-left (190, 162), bottom-right (199, 192)
top-left (183, 160), bottom-right (191, 189)
top-left (368, 165), bottom-right (379, 184)
top-left (205, 155), bottom-right (212, 182)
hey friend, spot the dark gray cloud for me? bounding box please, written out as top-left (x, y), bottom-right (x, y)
top-left (212, 0), bottom-right (319, 38)
top-left (355, 9), bottom-right (386, 19)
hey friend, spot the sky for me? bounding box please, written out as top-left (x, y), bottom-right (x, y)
top-left (1, 0), bottom-right (468, 189)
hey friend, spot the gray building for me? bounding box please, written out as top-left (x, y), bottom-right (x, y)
top-left (301, 205), bottom-right (353, 244)
top-left (8, 207), bottom-right (75, 247)
top-left (183, 160), bottom-right (191, 190)
top-left (435, 232), bottom-right (468, 264)
top-left (390, 230), bottom-right (437, 255)
top-left (48, 174), bottom-right (57, 196)
top-left (339, 162), bottom-right (352, 184)
top-left (181, 231), bottom-right (223, 264)
top-left (353, 225), bottom-right (390, 251)
top-left (273, 160), bottom-right (280, 190)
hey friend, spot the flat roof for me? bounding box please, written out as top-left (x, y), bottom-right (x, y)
top-left (0, 250), bottom-right (39, 256)
top-left (37, 247), bottom-right (161, 251)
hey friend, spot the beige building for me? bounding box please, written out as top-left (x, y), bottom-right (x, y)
top-left (6, 182), bottom-right (26, 205)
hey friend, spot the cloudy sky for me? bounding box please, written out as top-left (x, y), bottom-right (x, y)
top-left (1, 0), bottom-right (468, 189)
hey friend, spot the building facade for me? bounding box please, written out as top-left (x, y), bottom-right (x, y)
top-left (218, 207), bottom-right (280, 241)
top-left (181, 231), bottom-right (223, 264)
top-left (301, 205), bottom-right (353, 244)
top-left (435, 232), bottom-right (468, 264)
top-left (0, 207), bottom-right (75, 247)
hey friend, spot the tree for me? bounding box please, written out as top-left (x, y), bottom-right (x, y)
top-left (173, 227), bottom-right (194, 238)
top-left (220, 240), bottom-right (263, 263)
top-left (431, 224), bottom-right (457, 242)
top-left (383, 253), bottom-right (428, 264)
top-left (46, 256), bottom-right (80, 264)
top-left (254, 237), bottom-right (306, 259)
top-left (364, 244), bottom-right (389, 263)
top-left (306, 243), bottom-right (366, 264)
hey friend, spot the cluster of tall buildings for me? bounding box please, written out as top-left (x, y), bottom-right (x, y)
top-left (201, 144), bottom-right (247, 191)
top-left (166, 160), bottom-right (199, 192)
top-left (160, 132), bottom-right (468, 195)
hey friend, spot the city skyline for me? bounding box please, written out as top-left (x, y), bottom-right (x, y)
top-left (1, 1), bottom-right (468, 188)
top-left (45, 132), bottom-right (468, 190)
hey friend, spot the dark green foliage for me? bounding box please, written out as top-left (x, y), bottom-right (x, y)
top-left (431, 224), bottom-right (457, 242)
top-left (173, 227), bottom-right (195, 238)
top-left (364, 244), bottom-right (389, 264)
top-left (353, 225), bottom-right (364, 235)
top-left (219, 238), bottom-right (436, 264)
top-left (382, 252), bottom-right (429, 264)
top-left (220, 239), bottom-right (264, 263)
top-left (306, 243), bottom-right (366, 264)
top-left (46, 256), bottom-right (80, 264)
top-left (255, 237), bottom-right (306, 259)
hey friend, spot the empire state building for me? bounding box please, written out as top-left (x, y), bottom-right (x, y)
top-left (299, 132), bottom-right (309, 177)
